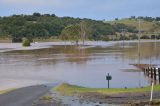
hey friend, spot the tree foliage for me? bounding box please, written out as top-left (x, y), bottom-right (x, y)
top-left (0, 13), bottom-right (138, 41)
top-left (61, 24), bottom-right (81, 41)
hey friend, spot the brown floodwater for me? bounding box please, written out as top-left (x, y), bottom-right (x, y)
top-left (0, 41), bottom-right (160, 88)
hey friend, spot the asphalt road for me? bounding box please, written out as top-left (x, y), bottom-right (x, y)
top-left (0, 85), bottom-right (50, 106)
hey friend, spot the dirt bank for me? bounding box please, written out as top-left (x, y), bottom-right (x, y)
top-left (76, 91), bottom-right (160, 105)
top-left (34, 90), bottom-right (160, 106)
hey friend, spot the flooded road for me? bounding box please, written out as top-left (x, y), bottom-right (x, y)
top-left (0, 41), bottom-right (160, 89)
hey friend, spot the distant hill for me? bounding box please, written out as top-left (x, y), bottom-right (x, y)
top-left (0, 13), bottom-right (117, 41)
top-left (0, 13), bottom-right (160, 42)
top-left (107, 18), bottom-right (160, 33)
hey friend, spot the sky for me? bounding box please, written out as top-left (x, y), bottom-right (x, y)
top-left (0, 0), bottom-right (159, 21)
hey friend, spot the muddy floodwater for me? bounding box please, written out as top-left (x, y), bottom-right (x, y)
top-left (0, 41), bottom-right (160, 89)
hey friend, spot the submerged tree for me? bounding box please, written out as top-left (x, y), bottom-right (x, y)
top-left (60, 24), bottom-right (81, 45)
top-left (80, 21), bottom-right (87, 45)
top-left (60, 21), bottom-right (89, 46)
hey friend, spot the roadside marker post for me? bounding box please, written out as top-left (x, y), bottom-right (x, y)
top-left (106, 73), bottom-right (112, 88)
top-left (150, 82), bottom-right (154, 102)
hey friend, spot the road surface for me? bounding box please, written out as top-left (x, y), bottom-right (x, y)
top-left (0, 85), bottom-right (50, 106)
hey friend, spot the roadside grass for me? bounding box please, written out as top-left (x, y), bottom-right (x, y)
top-left (0, 88), bottom-right (16, 95)
top-left (39, 94), bottom-right (53, 102)
top-left (54, 83), bottom-right (160, 96)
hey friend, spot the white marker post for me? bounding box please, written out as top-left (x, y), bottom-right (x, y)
top-left (150, 82), bottom-right (154, 101)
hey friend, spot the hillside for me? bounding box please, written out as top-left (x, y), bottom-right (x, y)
top-left (0, 13), bottom-right (118, 41)
top-left (0, 14), bottom-right (160, 42)
top-left (107, 18), bottom-right (160, 33)
top-left (0, 13), bottom-right (138, 42)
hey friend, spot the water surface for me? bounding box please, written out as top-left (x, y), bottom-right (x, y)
top-left (0, 41), bottom-right (160, 89)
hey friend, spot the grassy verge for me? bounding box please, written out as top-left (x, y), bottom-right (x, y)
top-left (0, 88), bottom-right (15, 95)
top-left (39, 94), bottom-right (53, 102)
top-left (54, 83), bottom-right (160, 96)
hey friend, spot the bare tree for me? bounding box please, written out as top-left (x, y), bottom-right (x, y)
top-left (80, 21), bottom-right (86, 46)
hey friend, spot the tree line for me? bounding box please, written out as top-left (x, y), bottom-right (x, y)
top-left (0, 13), bottom-right (139, 42)
top-left (129, 16), bottom-right (160, 22)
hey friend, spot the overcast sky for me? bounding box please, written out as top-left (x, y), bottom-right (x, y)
top-left (0, 0), bottom-right (159, 20)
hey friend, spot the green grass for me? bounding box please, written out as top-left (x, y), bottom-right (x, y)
top-left (54, 83), bottom-right (160, 96)
top-left (107, 19), bottom-right (160, 32)
top-left (0, 88), bottom-right (15, 94)
top-left (40, 94), bottom-right (53, 102)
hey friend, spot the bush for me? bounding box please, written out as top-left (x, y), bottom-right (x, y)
top-left (129, 34), bottom-right (138, 40)
top-left (157, 35), bottom-right (160, 39)
top-left (151, 35), bottom-right (156, 39)
top-left (101, 36), bottom-right (110, 41)
top-left (140, 35), bottom-right (150, 39)
top-left (22, 38), bottom-right (30, 47)
top-left (119, 36), bottom-right (129, 40)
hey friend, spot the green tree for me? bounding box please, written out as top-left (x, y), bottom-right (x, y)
top-left (61, 24), bottom-right (81, 45)
top-left (80, 21), bottom-right (87, 45)
top-left (129, 34), bottom-right (138, 40)
top-left (33, 12), bottom-right (41, 17)
top-left (0, 13), bottom-right (143, 41)
top-left (140, 35), bottom-right (150, 39)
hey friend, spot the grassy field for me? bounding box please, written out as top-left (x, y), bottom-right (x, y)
top-left (54, 83), bottom-right (160, 96)
top-left (0, 88), bottom-right (15, 95)
top-left (107, 19), bottom-right (160, 33)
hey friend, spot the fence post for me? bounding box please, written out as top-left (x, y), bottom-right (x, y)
top-left (151, 68), bottom-right (153, 79)
top-left (154, 68), bottom-right (156, 80)
top-left (147, 67), bottom-right (150, 77)
top-left (158, 68), bottom-right (160, 83)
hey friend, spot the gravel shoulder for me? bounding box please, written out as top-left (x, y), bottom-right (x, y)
top-left (77, 91), bottom-right (160, 105)
top-left (33, 89), bottom-right (160, 106)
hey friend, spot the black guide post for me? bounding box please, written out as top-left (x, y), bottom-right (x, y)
top-left (106, 73), bottom-right (112, 88)
top-left (151, 68), bottom-right (153, 79)
top-left (147, 67), bottom-right (150, 77)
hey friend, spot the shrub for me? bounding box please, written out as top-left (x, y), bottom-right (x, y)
top-left (22, 38), bottom-right (30, 47)
top-left (129, 34), bottom-right (138, 40)
top-left (140, 35), bottom-right (150, 39)
top-left (101, 36), bottom-right (110, 41)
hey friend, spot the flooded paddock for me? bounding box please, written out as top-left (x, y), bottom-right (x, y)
top-left (0, 41), bottom-right (160, 89)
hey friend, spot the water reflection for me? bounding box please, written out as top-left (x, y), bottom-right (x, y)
top-left (0, 42), bottom-right (160, 88)
top-left (121, 42), bottom-right (160, 65)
